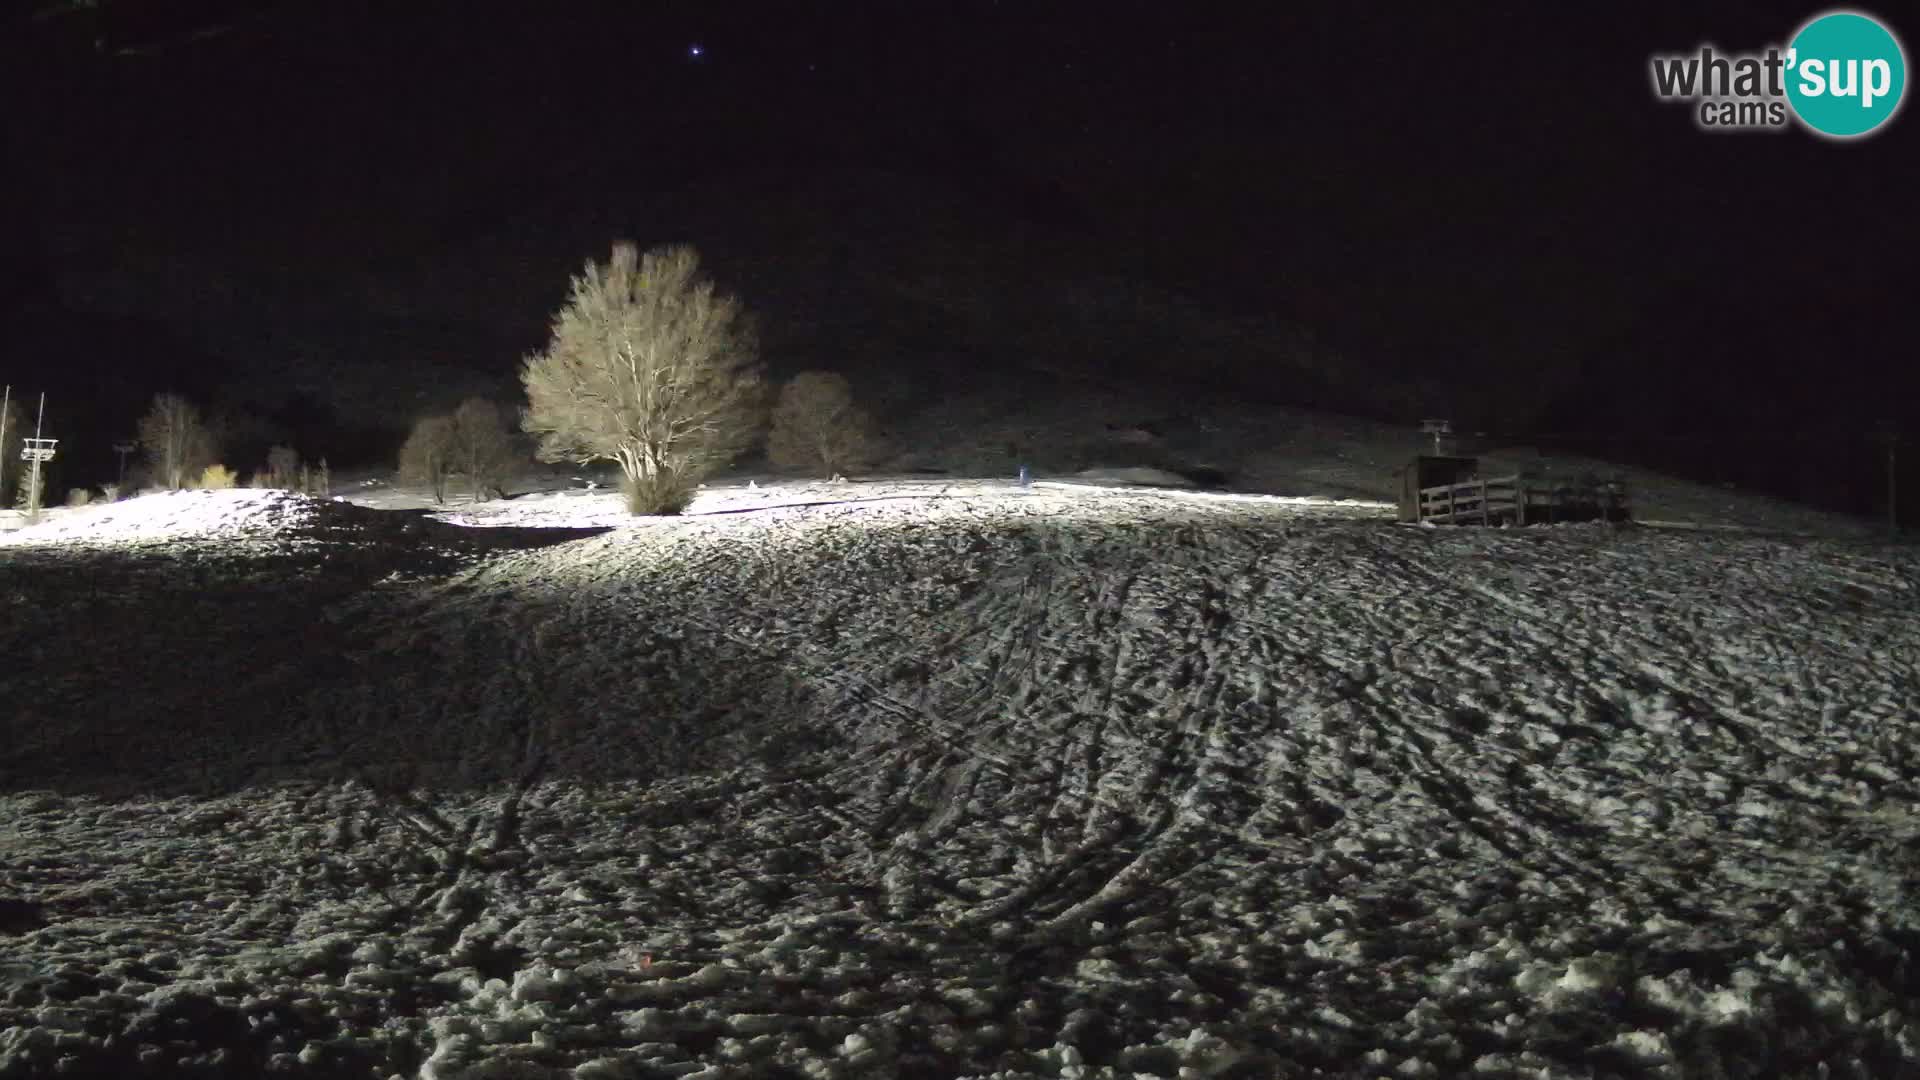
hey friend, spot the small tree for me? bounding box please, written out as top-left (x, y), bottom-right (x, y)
top-left (14, 461), bottom-right (43, 513)
top-left (451, 397), bottom-right (517, 501)
top-left (767, 370), bottom-right (881, 475)
top-left (200, 464), bottom-right (238, 489)
top-left (265, 444), bottom-right (300, 489)
top-left (399, 414), bottom-right (456, 503)
top-left (520, 242), bottom-right (764, 514)
top-left (138, 393), bottom-right (216, 490)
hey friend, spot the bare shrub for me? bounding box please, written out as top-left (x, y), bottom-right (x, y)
top-left (767, 370), bottom-right (881, 475)
top-left (619, 470), bottom-right (696, 516)
top-left (451, 398), bottom-right (517, 501)
top-left (66, 487), bottom-right (91, 507)
top-left (12, 467), bottom-right (38, 513)
top-left (266, 444), bottom-right (301, 488)
top-left (199, 464), bottom-right (238, 489)
top-left (520, 242), bottom-right (763, 514)
top-left (13, 469), bottom-right (41, 513)
top-left (398, 414), bottom-right (456, 504)
top-left (98, 483), bottom-right (121, 503)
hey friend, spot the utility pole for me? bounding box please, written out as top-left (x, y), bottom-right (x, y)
top-left (0, 384), bottom-right (10, 505)
top-left (1878, 430), bottom-right (1900, 541)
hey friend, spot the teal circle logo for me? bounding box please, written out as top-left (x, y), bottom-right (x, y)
top-left (1786, 11), bottom-right (1907, 138)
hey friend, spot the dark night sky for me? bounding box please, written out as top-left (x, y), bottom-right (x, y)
top-left (1, 1), bottom-right (1914, 511)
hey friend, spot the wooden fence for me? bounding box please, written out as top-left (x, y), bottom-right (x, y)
top-left (1416, 473), bottom-right (1629, 526)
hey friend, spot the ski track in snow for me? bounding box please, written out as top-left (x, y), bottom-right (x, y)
top-left (2, 486), bottom-right (1919, 1078)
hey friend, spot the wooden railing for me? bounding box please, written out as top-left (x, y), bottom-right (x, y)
top-left (1417, 474), bottom-right (1628, 526)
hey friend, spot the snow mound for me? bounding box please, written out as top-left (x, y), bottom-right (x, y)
top-left (0, 489), bottom-right (368, 546)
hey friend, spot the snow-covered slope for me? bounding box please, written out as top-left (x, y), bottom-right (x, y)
top-left (2, 486), bottom-right (1917, 1078)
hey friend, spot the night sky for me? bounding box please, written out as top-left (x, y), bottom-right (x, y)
top-left (1, 1), bottom-right (1914, 517)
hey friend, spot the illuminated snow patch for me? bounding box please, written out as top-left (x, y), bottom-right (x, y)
top-left (0, 489), bottom-right (352, 546)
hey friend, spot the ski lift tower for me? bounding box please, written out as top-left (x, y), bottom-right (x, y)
top-left (113, 440), bottom-right (137, 487)
top-left (1420, 418), bottom-right (1453, 455)
top-left (20, 392), bottom-right (55, 523)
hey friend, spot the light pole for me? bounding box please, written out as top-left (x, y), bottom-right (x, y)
top-left (1876, 429), bottom-right (1900, 541)
top-left (0, 384), bottom-right (10, 503)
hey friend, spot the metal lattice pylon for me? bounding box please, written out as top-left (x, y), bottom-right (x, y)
top-left (19, 393), bottom-right (51, 521)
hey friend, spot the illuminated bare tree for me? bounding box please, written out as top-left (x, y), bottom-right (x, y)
top-left (136, 392), bottom-right (215, 491)
top-left (767, 371), bottom-right (881, 475)
top-left (451, 397), bottom-right (518, 501)
top-left (520, 242), bottom-right (764, 514)
top-left (399, 414), bottom-right (456, 504)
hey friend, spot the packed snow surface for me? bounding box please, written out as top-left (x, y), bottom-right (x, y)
top-left (2, 483), bottom-right (1918, 1078)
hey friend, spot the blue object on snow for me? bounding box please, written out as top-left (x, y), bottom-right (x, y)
top-left (1018, 465), bottom-right (1030, 487)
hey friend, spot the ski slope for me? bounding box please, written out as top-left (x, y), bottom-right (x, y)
top-left (1, 483), bottom-right (1917, 1078)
